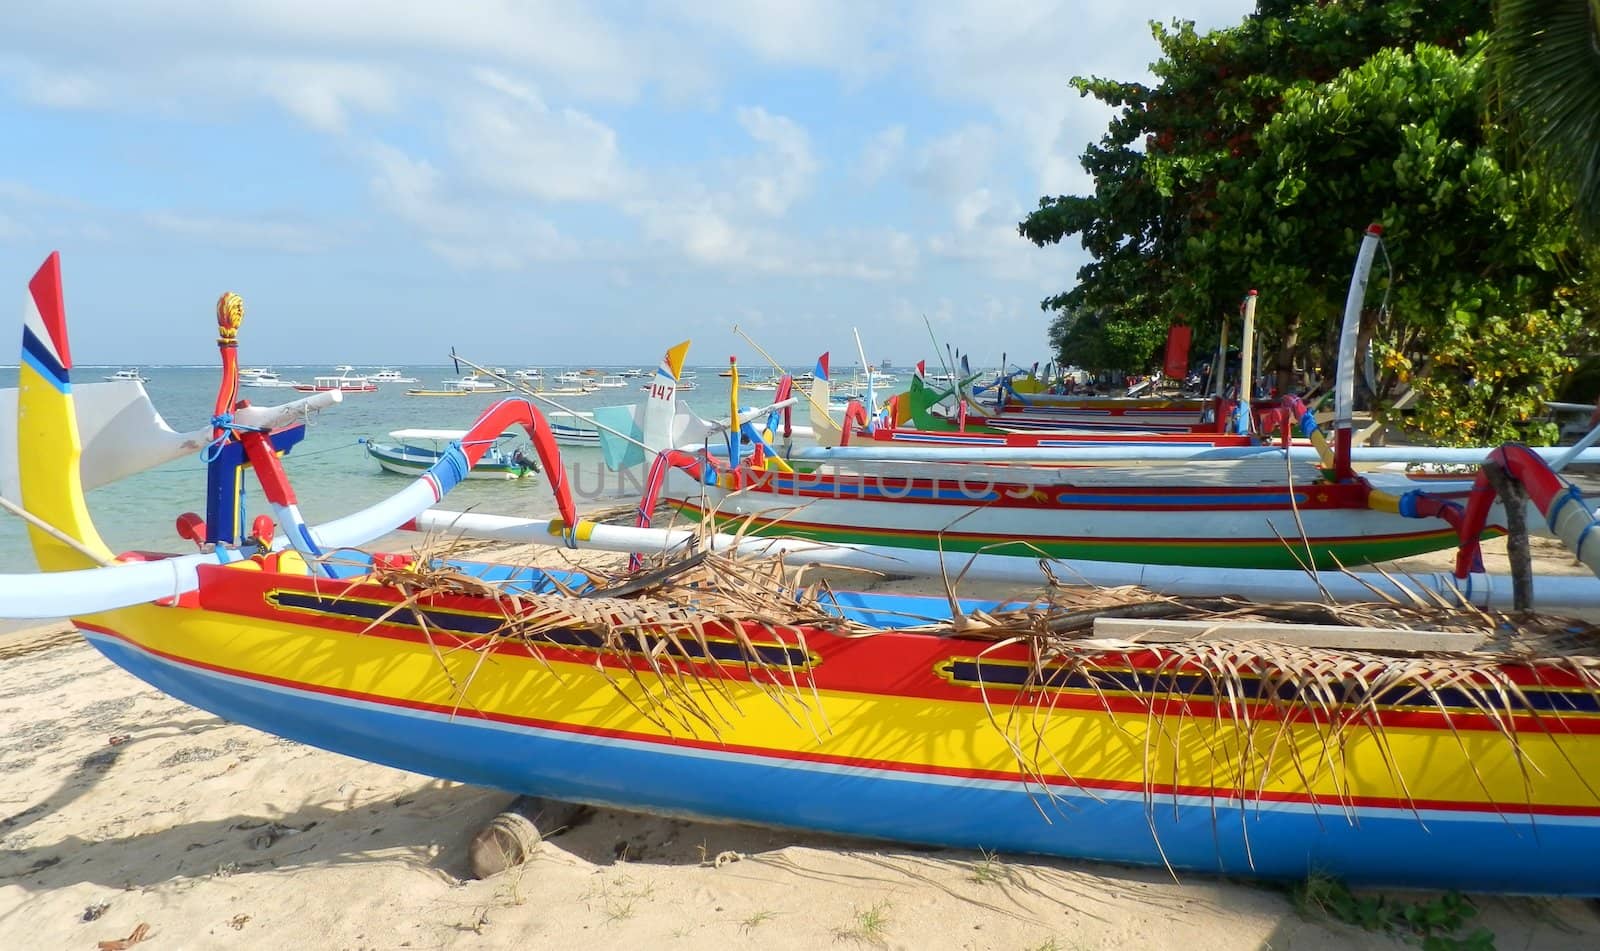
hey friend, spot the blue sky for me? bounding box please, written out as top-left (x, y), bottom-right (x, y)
top-left (0, 1), bottom-right (1250, 367)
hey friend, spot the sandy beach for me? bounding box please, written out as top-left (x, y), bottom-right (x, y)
top-left (6, 542), bottom-right (1600, 950)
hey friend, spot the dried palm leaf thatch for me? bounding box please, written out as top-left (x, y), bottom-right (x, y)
top-left (355, 509), bottom-right (1600, 853)
top-left (966, 595), bottom-right (1600, 871)
top-left (359, 541), bottom-right (860, 738)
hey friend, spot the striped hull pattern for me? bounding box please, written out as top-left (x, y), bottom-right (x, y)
top-left (71, 564), bottom-right (1600, 895)
top-left (861, 428), bottom-right (1265, 449)
top-left (549, 423), bottom-right (600, 447)
top-left (664, 470), bottom-right (1489, 570)
top-left (366, 444), bottom-right (530, 481)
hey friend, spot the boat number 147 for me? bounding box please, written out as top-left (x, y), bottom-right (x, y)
top-left (651, 384), bottom-right (675, 400)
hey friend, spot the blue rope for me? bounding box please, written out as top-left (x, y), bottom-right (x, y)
top-left (200, 413), bottom-right (265, 464)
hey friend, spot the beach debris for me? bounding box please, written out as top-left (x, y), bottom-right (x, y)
top-left (107, 734), bottom-right (130, 747)
top-left (96, 922), bottom-right (150, 950)
top-left (227, 914), bottom-right (250, 931)
top-left (712, 850), bottom-right (743, 869)
top-left (246, 820), bottom-right (314, 851)
top-left (468, 796), bottom-right (587, 879)
top-left (80, 901), bottom-right (110, 922)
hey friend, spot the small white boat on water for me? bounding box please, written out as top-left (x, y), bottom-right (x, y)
top-left (447, 374), bottom-right (506, 391)
top-left (595, 374), bottom-right (628, 389)
top-left (513, 368), bottom-right (543, 382)
top-left (363, 429), bottom-right (538, 480)
top-left (240, 369), bottom-right (301, 389)
top-left (369, 367), bottom-right (419, 384)
top-left (294, 366), bottom-right (376, 393)
top-left (405, 375), bottom-right (513, 396)
top-left (103, 368), bottom-right (148, 383)
top-left (619, 368), bottom-right (646, 378)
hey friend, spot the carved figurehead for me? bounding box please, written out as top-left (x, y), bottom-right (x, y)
top-left (216, 291), bottom-right (244, 347)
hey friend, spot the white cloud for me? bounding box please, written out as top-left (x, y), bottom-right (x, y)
top-left (927, 187), bottom-right (1059, 285)
top-left (913, 124), bottom-right (998, 197)
top-left (628, 195), bottom-right (916, 281)
top-left (1, 0), bottom-right (1258, 351)
top-left (252, 61), bottom-right (397, 133)
top-left (0, 52), bottom-right (397, 134)
top-left (657, 0), bottom-right (895, 77)
top-left (451, 70), bottom-right (632, 202)
top-left (857, 125), bottom-right (905, 184)
top-left (4, 2), bottom-right (690, 103)
top-left (367, 142), bottom-right (577, 269)
top-left (734, 106), bottom-right (817, 216)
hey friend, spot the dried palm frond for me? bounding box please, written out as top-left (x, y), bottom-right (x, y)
top-left (355, 512), bottom-right (1600, 861)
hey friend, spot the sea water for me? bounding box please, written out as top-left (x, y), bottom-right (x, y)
top-left (0, 366), bottom-right (785, 573)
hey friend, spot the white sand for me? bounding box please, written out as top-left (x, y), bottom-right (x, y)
top-left (4, 544), bottom-right (1600, 949)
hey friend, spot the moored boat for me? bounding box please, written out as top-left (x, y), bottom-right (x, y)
top-left (406, 375), bottom-right (513, 396)
top-left (364, 428), bottom-right (538, 480)
top-left (294, 366), bottom-right (376, 392)
top-left (369, 367), bottom-right (419, 384)
top-left (239, 368), bottom-right (301, 388)
top-left (547, 411), bottom-right (600, 447)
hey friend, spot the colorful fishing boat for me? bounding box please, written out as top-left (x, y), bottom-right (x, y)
top-left (14, 252), bottom-right (1600, 897)
top-left (645, 354), bottom-right (1496, 570)
top-left (807, 354), bottom-right (1287, 450)
top-left (364, 429), bottom-right (539, 480)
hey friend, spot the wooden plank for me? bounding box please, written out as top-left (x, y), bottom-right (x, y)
top-left (1092, 616), bottom-right (1487, 652)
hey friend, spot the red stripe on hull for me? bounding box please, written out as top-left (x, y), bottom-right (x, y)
top-left (73, 619), bottom-right (1600, 819)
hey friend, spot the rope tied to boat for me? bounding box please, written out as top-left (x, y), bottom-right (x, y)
top-left (200, 412), bottom-right (265, 463)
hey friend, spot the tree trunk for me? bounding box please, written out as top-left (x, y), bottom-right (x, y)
top-left (1274, 313), bottom-right (1301, 394)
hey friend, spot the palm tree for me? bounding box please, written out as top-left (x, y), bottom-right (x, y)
top-left (1493, 0), bottom-right (1600, 239)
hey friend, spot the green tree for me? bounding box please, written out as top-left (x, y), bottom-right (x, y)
top-left (1022, 1), bottom-right (1594, 444)
top-left (1202, 38), bottom-right (1587, 444)
top-left (1492, 0), bottom-right (1600, 239)
top-left (1021, 1), bottom-right (1488, 376)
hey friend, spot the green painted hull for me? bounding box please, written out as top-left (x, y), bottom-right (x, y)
top-left (676, 505), bottom-right (1483, 571)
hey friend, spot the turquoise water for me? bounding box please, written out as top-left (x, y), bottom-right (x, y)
top-left (0, 365), bottom-right (784, 572)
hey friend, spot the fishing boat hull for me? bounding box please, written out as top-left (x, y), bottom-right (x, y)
top-left (663, 465), bottom-right (1492, 570)
top-left (66, 562), bottom-right (1600, 896)
top-left (366, 442), bottom-right (532, 480)
top-left (550, 422), bottom-right (600, 448)
top-left (405, 384), bottom-right (514, 397)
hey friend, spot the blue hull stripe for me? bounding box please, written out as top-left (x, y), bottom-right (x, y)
top-left (21, 327), bottom-right (69, 391)
top-left (82, 631), bottom-right (1600, 895)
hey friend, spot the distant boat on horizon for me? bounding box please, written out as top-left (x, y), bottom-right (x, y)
top-left (294, 366), bottom-right (376, 393)
top-left (369, 367), bottom-right (419, 385)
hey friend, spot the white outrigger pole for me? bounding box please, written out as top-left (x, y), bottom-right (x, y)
top-left (1335, 223), bottom-right (1385, 477)
top-left (405, 509), bottom-right (1600, 611)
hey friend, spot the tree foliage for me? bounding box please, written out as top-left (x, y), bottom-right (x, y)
top-left (1492, 0), bottom-right (1600, 241)
top-left (1022, 0), bottom-right (1595, 444)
